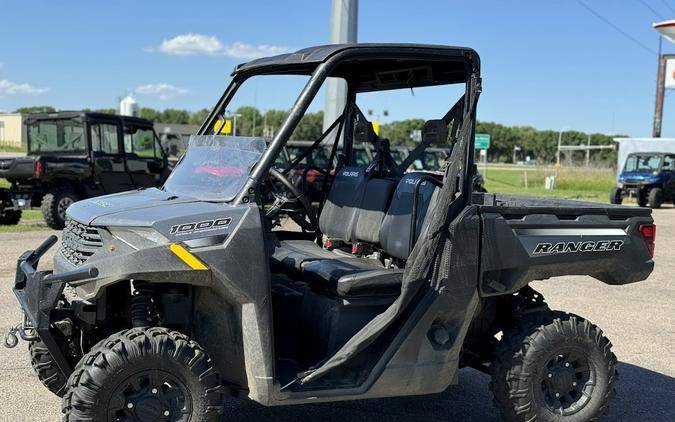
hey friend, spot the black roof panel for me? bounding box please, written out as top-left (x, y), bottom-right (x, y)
top-left (233, 43), bottom-right (480, 91)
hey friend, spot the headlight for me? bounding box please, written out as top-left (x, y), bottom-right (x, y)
top-left (617, 182), bottom-right (623, 188)
top-left (109, 228), bottom-right (169, 249)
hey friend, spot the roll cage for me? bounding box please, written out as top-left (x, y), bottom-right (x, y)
top-left (198, 44), bottom-right (481, 206)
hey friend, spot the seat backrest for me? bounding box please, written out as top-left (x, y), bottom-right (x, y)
top-left (352, 178), bottom-right (397, 244)
top-left (379, 172), bottom-right (440, 260)
top-left (319, 166), bottom-right (368, 241)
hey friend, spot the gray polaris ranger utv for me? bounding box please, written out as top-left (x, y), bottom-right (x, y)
top-left (8, 44), bottom-right (655, 421)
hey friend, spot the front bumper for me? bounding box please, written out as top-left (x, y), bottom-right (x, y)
top-left (12, 235), bottom-right (98, 376)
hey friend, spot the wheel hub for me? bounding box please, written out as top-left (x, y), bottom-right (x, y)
top-left (540, 351), bottom-right (595, 416)
top-left (109, 370), bottom-right (191, 422)
top-left (57, 197), bottom-right (73, 218)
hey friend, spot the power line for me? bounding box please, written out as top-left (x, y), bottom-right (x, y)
top-left (661, 0), bottom-right (675, 15)
top-left (575, 0), bottom-right (658, 55)
top-left (638, 0), bottom-right (666, 19)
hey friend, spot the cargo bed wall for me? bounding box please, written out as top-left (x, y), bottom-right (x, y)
top-left (475, 194), bottom-right (654, 297)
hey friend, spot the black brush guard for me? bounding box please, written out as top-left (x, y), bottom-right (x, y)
top-left (12, 235), bottom-right (98, 376)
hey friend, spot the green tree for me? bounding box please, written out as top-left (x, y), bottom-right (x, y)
top-left (379, 119), bottom-right (425, 146)
top-left (14, 106), bottom-right (56, 113)
top-left (291, 111), bottom-right (323, 141)
top-left (163, 109), bottom-right (191, 124)
top-left (189, 108), bottom-right (211, 126)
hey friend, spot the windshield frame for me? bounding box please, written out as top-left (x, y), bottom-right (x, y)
top-left (623, 154), bottom-right (664, 174)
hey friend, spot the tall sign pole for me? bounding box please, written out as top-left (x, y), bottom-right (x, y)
top-left (323, 0), bottom-right (358, 133)
top-left (653, 20), bottom-right (675, 137)
top-left (653, 36), bottom-right (665, 138)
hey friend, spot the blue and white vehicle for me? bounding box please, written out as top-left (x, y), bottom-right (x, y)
top-left (611, 152), bottom-right (675, 208)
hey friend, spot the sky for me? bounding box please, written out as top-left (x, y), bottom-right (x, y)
top-left (1, 0), bottom-right (674, 137)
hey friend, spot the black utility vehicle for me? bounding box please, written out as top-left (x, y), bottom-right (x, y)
top-left (611, 151), bottom-right (675, 208)
top-left (0, 112), bottom-right (170, 228)
top-left (7, 45), bottom-right (655, 422)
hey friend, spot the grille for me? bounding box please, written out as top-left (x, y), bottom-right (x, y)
top-left (61, 218), bottom-right (103, 266)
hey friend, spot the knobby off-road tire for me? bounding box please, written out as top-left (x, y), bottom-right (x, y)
top-left (648, 188), bottom-right (663, 209)
top-left (41, 186), bottom-right (79, 229)
top-left (29, 340), bottom-right (68, 397)
top-left (62, 327), bottom-right (224, 422)
top-left (490, 311), bottom-right (617, 422)
top-left (0, 209), bottom-right (22, 225)
top-left (609, 187), bottom-right (622, 205)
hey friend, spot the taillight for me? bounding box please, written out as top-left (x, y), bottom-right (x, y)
top-left (639, 224), bottom-right (656, 258)
top-left (34, 161), bottom-right (43, 178)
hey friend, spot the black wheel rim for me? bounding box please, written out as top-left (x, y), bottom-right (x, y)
top-left (539, 349), bottom-right (595, 416)
top-left (108, 369), bottom-right (192, 422)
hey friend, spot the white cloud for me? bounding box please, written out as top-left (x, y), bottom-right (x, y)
top-left (156, 33), bottom-right (291, 59)
top-left (134, 83), bottom-right (188, 101)
top-left (0, 79), bottom-right (48, 95)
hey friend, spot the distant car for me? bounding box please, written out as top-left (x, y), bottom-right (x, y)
top-left (611, 152), bottom-right (675, 208)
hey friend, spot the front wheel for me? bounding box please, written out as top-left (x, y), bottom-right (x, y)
top-left (648, 188), bottom-right (663, 209)
top-left (62, 327), bottom-right (224, 422)
top-left (41, 186), bottom-right (79, 229)
top-left (609, 187), bottom-right (622, 205)
top-left (490, 311), bottom-right (617, 422)
top-left (0, 209), bottom-right (22, 225)
top-left (29, 340), bottom-right (68, 397)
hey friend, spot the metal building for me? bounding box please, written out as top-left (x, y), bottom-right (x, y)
top-left (0, 113), bottom-right (27, 148)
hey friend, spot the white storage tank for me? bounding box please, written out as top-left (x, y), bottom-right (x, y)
top-left (119, 95), bottom-right (138, 117)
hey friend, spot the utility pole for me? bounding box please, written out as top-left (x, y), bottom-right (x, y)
top-left (653, 35), bottom-right (665, 138)
top-left (323, 0), bottom-right (358, 135)
top-left (586, 134), bottom-right (591, 167)
top-left (556, 130), bottom-right (563, 167)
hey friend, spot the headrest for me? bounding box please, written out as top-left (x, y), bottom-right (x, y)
top-left (422, 120), bottom-right (448, 146)
top-left (354, 120), bottom-right (377, 144)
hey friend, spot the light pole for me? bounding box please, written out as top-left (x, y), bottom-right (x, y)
top-left (323, 0), bottom-right (358, 135)
top-left (231, 113), bottom-right (242, 136)
top-left (513, 145), bottom-right (521, 164)
top-left (556, 126), bottom-right (570, 167)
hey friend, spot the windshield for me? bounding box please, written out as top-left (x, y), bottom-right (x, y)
top-left (163, 135), bottom-right (265, 201)
top-left (27, 119), bottom-right (85, 154)
top-left (624, 155), bottom-right (662, 173)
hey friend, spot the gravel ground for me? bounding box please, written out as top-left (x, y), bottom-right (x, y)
top-left (0, 209), bottom-right (673, 421)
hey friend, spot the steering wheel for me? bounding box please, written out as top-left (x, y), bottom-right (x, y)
top-left (264, 168), bottom-right (319, 232)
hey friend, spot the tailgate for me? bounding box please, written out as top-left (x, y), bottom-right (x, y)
top-left (476, 194), bottom-right (655, 296)
top-left (0, 156), bottom-right (37, 179)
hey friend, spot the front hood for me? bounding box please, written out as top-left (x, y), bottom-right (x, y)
top-left (620, 172), bottom-right (658, 182)
top-left (67, 188), bottom-right (239, 228)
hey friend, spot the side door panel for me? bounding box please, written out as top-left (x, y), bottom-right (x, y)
top-left (89, 121), bottom-right (134, 193)
top-left (123, 123), bottom-right (166, 187)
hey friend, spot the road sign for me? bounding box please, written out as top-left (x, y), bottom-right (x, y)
top-left (475, 133), bottom-right (490, 149)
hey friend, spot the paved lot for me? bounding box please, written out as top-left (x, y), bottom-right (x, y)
top-left (0, 209), bottom-right (673, 421)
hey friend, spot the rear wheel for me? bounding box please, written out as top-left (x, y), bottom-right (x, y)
top-left (491, 311), bottom-right (617, 422)
top-left (637, 190), bottom-right (648, 207)
top-left (62, 327), bottom-right (223, 422)
top-left (29, 340), bottom-right (68, 397)
top-left (41, 186), bottom-right (78, 229)
top-left (648, 188), bottom-right (663, 208)
top-left (609, 187), bottom-right (622, 205)
top-left (0, 209), bottom-right (22, 225)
